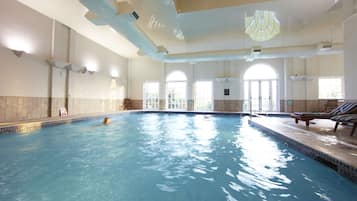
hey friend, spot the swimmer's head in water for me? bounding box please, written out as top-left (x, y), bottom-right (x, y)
top-left (103, 117), bottom-right (110, 125)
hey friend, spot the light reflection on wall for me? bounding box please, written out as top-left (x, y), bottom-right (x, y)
top-left (118, 85), bottom-right (126, 100)
top-left (17, 122), bottom-right (42, 134)
top-left (110, 79), bottom-right (117, 89)
top-left (109, 79), bottom-right (118, 110)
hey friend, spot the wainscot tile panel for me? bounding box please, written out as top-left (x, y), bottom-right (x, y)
top-left (130, 99), bottom-right (143, 110)
top-left (0, 96), bottom-right (48, 122)
top-left (0, 96), bottom-right (124, 122)
top-left (280, 99), bottom-right (342, 113)
top-left (214, 100), bottom-right (243, 112)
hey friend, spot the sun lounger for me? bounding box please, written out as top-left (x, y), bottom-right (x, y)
top-left (331, 114), bottom-right (357, 136)
top-left (291, 102), bottom-right (357, 127)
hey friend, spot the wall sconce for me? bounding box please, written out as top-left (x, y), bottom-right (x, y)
top-left (79, 67), bottom-right (96, 74)
top-left (79, 67), bottom-right (88, 74)
top-left (11, 49), bottom-right (25, 57)
top-left (84, 60), bottom-right (98, 74)
top-left (73, 66), bottom-right (96, 74)
top-left (5, 36), bottom-right (32, 58)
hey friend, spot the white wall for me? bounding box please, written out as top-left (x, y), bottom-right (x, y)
top-left (0, 0), bottom-right (129, 121)
top-left (0, 0), bottom-right (129, 100)
top-left (128, 57), bottom-right (164, 99)
top-left (128, 54), bottom-right (344, 111)
top-left (69, 32), bottom-right (128, 100)
top-left (307, 54), bottom-right (344, 100)
top-left (0, 0), bottom-right (52, 59)
top-left (282, 55), bottom-right (344, 101)
top-left (344, 14), bottom-right (357, 100)
top-left (0, 46), bottom-right (50, 97)
top-left (128, 57), bottom-right (285, 101)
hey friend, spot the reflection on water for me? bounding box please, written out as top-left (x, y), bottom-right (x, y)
top-left (234, 123), bottom-right (293, 199)
top-left (136, 114), bottom-right (357, 201)
top-left (236, 125), bottom-right (293, 187)
top-left (1, 113), bottom-right (357, 201)
top-left (140, 114), bottom-right (218, 192)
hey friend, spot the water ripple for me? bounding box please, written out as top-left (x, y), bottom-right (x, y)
top-left (1, 114), bottom-right (357, 201)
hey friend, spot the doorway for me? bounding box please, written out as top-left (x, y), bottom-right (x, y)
top-left (243, 64), bottom-right (278, 112)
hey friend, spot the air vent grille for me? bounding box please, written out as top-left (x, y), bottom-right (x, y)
top-left (131, 11), bottom-right (139, 20)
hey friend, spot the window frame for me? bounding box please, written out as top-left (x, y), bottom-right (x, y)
top-left (166, 80), bottom-right (187, 111)
top-left (143, 81), bottom-right (160, 110)
top-left (165, 71), bottom-right (188, 111)
top-left (318, 76), bottom-right (345, 100)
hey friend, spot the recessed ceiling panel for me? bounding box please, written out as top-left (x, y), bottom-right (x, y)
top-left (174, 0), bottom-right (271, 13)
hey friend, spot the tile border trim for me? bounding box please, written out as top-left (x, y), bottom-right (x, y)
top-left (249, 119), bottom-right (357, 183)
top-left (0, 111), bottom-right (291, 134)
top-left (0, 111), bottom-right (142, 134)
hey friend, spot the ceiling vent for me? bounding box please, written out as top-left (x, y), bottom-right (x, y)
top-left (318, 42), bottom-right (333, 51)
top-left (251, 47), bottom-right (262, 55)
top-left (116, 1), bottom-right (139, 21)
top-left (131, 11), bottom-right (139, 20)
top-left (246, 47), bottom-right (262, 62)
top-left (157, 46), bottom-right (168, 55)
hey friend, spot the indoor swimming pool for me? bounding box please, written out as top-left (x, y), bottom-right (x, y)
top-left (0, 113), bottom-right (357, 201)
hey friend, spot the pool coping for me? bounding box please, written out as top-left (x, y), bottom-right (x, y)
top-left (0, 110), bottom-right (248, 134)
top-left (0, 110), bottom-right (292, 134)
top-left (0, 110), bottom-right (143, 134)
top-left (248, 116), bottom-right (357, 183)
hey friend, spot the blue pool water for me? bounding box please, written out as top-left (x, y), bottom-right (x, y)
top-left (1, 113), bottom-right (357, 201)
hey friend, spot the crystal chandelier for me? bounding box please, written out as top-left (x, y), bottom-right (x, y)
top-left (245, 10), bottom-right (280, 42)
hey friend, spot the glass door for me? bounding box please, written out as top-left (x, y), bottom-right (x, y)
top-left (244, 80), bottom-right (278, 112)
top-left (261, 81), bottom-right (271, 112)
top-left (250, 81), bottom-right (260, 112)
top-left (166, 81), bottom-right (187, 110)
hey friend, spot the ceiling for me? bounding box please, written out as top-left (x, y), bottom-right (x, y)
top-left (173, 0), bottom-right (271, 13)
top-left (17, 0), bottom-right (354, 58)
top-left (17, 0), bottom-right (139, 58)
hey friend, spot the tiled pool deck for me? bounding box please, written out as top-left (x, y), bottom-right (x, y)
top-left (249, 116), bottom-right (357, 183)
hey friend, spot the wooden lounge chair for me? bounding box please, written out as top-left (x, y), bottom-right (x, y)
top-left (291, 102), bottom-right (357, 127)
top-left (331, 114), bottom-right (357, 136)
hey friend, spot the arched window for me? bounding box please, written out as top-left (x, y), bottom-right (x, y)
top-left (166, 71), bottom-right (187, 110)
top-left (243, 64), bottom-right (278, 112)
top-left (244, 64), bottom-right (277, 80)
top-left (166, 71), bottom-right (187, 82)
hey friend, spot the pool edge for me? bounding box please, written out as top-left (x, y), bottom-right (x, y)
top-left (0, 110), bottom-right (143, 134)
top-left (248, 118), bottom-right (357, 184)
